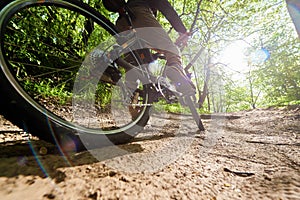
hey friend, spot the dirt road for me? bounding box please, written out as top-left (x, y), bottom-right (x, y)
top-left (0, 107), bottom-right (299, 199)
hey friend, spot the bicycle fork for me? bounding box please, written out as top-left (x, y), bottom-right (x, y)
top-left (181, 95), bottom-right (205, 131)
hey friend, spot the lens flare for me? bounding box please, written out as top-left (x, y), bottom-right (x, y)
top-left (251, 48), bottom-right (270, 64)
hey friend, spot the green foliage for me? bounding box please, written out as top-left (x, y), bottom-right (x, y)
top-left (153, 100), bottom-right (190, 114)
top-left (253, 36), bottom-right (300, 105)
top-left (224, 82), bottom-right (252, 112)
top-left (23, 79), bottom-right (72, 105)
top-left (95, 83), bottom-right (112, 108)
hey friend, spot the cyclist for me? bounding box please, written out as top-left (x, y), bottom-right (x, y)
top-left (103, 0), bottom-right (196, 95)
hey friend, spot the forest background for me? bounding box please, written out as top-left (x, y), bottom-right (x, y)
top-left (84, 0), bottom-right (300, 112)
top-left (14, 0), bottom-right (300, 113)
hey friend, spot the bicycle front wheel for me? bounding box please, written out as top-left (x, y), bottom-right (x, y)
top-left (0, 0), bottom-right (151, 151)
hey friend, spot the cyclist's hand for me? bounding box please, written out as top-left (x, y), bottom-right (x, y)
top-left (175, 31), bottom-right (190, 47)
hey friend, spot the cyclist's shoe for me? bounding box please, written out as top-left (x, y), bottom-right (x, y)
top-left (164, 65), bottom-right (196, 95)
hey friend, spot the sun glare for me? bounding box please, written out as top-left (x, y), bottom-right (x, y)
top-left (219, 40), bottom-right (270, 79)
top-left (219, 40), bottom-right (249, 74)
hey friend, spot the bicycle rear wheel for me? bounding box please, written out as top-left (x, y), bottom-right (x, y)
top-left (0, 0), bottom-right (151, 151)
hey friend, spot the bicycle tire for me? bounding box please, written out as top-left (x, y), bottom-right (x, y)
top-left (0, 0), bottom-right (151, 151)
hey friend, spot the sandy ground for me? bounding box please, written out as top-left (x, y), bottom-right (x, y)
top-left (0, 106), bottom-right (299, 200)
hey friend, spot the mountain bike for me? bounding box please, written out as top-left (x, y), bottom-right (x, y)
top-left (0, 0), bottom-right (204, 151)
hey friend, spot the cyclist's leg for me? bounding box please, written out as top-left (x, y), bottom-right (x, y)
top-left (120, 6), bottom-right (195, 95)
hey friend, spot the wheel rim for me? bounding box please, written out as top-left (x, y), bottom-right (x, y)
top-left (0, 0), bottom-right (149, 135)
